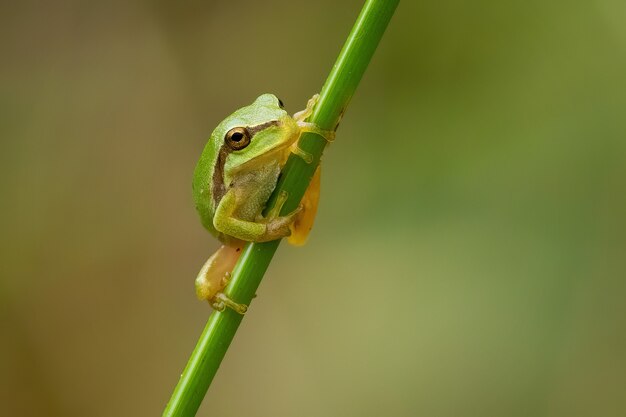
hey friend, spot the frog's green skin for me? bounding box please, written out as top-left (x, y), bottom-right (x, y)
top-left (192, 94), bottom-right (332, 313)
top-left (192, 94), bottom-right (302, 245)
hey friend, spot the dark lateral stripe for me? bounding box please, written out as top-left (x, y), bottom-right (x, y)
top-left (211, 144), bottom-right (229, 207)
top-left (247, 119), bottom-right (280, 136)
top-left (210, 119), bottom-right (281, 207)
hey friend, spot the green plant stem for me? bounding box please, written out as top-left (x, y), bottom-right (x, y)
top-left (163, 1), bottom-right (399, 416)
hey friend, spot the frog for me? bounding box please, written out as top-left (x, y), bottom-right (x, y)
top-left (192, 94), bottom-right (334, 314)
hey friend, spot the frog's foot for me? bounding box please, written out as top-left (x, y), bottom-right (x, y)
top-left (254, 190), bottom-right (303, 241)
top-left (210, 292), bottom-right (248, 315)
top-left (261, 205), bottom-right (302, 241)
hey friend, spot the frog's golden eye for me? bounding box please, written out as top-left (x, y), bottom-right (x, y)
top-left (225, 127), bottom-right (251, 150)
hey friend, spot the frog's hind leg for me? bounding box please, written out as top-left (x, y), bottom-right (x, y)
top-left (288, 165), bottom-right (321, 246)
top-left (195, 243), bottom-right (248, 314)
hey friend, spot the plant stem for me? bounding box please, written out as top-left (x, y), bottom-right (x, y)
top-left (163, 1), bottom-right (399, 415)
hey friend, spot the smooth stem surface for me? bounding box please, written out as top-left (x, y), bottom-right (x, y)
top-left (163, 1), bottom-right (399, 416)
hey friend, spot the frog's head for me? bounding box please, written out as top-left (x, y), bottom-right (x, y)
top-left (193, 94), bottom-right (298, 230)
top-left (211, 94), bottom-right (298, 177)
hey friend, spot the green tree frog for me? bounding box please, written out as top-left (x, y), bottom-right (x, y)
top-left (192, 94), bottom-right (333, 313)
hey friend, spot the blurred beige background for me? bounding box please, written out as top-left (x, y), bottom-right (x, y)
top-left (2, 1), bottom-right (625, 416)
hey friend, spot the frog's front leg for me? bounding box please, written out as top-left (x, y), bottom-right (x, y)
top-left (293, 94), bottom-right (336, 143)
top-left (290, 95), bottom-right (336, 164)
top-left (293, 94), bottom-right (320, 122)
top-left (213, 189), bottom-right (301, 242)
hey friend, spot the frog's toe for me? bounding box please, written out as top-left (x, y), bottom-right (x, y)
top-left (214, 293), bottom-right (248, 315)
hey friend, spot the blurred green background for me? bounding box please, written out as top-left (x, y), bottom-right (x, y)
top-left (2, 0), bottom-right (626, 416)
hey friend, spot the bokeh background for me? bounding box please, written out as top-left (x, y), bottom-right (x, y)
top-left (2, 0), bottom-right (625, 416)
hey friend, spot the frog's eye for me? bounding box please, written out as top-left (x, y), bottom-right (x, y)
top-left (277, 98), bottom-right (285, 109)
top-left (225, 127), bottom-right (251, 150)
